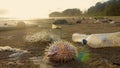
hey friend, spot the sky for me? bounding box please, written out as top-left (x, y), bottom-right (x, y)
top-left (0, 0), bottom-right (107, 19)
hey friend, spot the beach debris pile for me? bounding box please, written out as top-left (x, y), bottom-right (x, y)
top-left (25, 30), bottom-right (61, 43)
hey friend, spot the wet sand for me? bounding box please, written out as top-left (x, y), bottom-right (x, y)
top-left (0, 22), bottom-right (120, 68)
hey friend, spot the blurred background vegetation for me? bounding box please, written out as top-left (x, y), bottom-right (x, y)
top-left (49, 0), bottom-right (120, 17)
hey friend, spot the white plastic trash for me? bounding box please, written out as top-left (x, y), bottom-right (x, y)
top-left (72, 32), bottom-right (120, 48)
top-left (72, 33), bottom-right (90, 43)
top-left (84, 32), bottom-right (120, 48)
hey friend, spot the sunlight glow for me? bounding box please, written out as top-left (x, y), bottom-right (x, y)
top-left (0, 0), bottom-right (107, 19)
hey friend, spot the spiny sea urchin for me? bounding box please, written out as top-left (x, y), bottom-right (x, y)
top-left (44, 41), bottom-right (77, 64)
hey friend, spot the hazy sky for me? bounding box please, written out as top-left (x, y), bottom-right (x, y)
top-left (0, 0), bottom-right (107, 19)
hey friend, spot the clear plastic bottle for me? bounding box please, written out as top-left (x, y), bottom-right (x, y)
top-left (84, 32), bottom-right (120, 48)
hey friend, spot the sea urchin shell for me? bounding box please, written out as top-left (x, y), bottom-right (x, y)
top-left (44, 41), bottom-right (77, 63)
